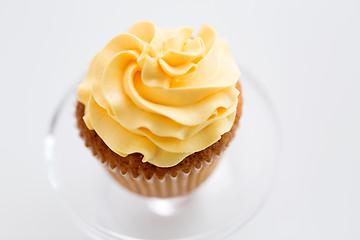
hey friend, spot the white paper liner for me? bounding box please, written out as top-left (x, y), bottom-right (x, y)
top-left (101, 153), bottom-right (223, 198)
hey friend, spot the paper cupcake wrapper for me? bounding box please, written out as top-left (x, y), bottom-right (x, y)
top-left (102, 154), bottom-right (222, 198)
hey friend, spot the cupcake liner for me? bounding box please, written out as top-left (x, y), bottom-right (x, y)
top-left (102, 153), bottom-right (223, 198)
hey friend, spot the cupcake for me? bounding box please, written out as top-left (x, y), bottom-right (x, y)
top-left (76, 21), bottom-right (242, 198)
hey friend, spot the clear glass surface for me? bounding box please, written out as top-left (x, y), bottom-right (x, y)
top-left (44, 67), bottom-right (280, 240)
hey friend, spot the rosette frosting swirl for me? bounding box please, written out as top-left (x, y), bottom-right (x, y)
top-left (78, 21), bottom-right (240, 167)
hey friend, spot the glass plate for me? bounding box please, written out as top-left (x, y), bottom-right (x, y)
top-left (44, 67), bottom-right (280, 240)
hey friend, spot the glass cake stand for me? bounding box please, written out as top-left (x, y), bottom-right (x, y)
top-left (44, 67), bottom-right (281, 240)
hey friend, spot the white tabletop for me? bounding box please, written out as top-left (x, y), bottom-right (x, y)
top-left (1, 0), bottom-right (359, 239)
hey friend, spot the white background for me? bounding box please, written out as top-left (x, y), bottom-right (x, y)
top-left (1, 0), bottom-right (359, 239)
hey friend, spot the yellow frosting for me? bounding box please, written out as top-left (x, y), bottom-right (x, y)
top-left (78, 21), bottom-right (240, 167)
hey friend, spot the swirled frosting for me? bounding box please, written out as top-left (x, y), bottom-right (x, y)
top-left (78, 21), bottom-right (240, 167)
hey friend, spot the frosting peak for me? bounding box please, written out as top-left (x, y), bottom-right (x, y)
top-left (78, 21), bottom-right (240, 167)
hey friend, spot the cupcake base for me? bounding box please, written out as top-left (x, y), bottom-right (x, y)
top-left (105, 152), bottom-right (222, 198)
